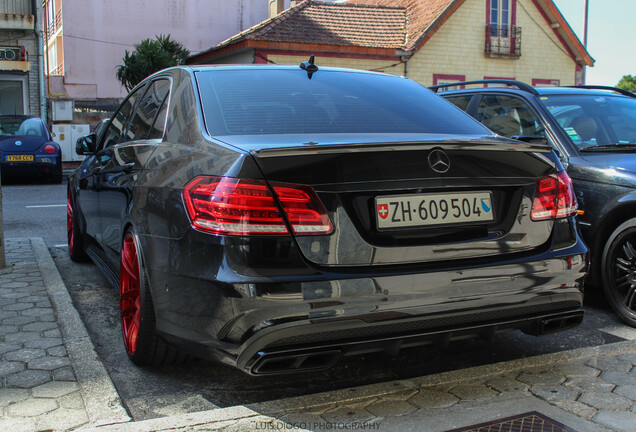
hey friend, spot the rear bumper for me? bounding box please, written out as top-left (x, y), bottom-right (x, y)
top-left (140, 230), bottom-right (587, 374)
top-left (1, 156), bottom-right (62, 177)
top-left (241, 308), bottom-right (584, 374)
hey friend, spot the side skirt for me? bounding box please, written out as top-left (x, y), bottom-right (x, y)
top-left (85, 244), bottom-right (120, 291)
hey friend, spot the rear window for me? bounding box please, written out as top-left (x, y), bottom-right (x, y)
top-left (0, 117), bottom-right (46, 138)
top-left (195, 69), bottom-right (489, 136)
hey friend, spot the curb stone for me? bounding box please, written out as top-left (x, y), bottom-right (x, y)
top-left (31, 237), bottom-right (131, 427)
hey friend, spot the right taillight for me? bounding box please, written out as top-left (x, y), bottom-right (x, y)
top-left (530, 171), bottom-right (578, 221)
top-left (182, 176), bottom-right (333, 236)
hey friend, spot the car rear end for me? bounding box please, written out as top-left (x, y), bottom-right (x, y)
top-left (0, 115), bottom-right (62, 182)
top-left (141, 67), bottom-right (587, 374)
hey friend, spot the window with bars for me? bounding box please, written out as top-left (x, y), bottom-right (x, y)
top-left (485, 0), bottom-right (521, 58)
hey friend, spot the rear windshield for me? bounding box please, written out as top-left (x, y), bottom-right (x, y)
top-left (539, 94), bottom-right (636, 150)
top-left (0, 117), bottom-right (46, 138)
top-left (195, 69), bottom-right (489, 136)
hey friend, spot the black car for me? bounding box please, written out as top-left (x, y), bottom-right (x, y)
top-left (92, 118), bottom-right (110, 143)
top-left (0, 115), bottom-right (63, 183)
top-left (68, 64), bottom-right (586, 375)
top-left (433, 80), bottom-right (636, 327)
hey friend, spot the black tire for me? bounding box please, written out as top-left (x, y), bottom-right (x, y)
top-left (119, 230), bottom-right (186, 366)
top-left (67, 188), bottom-right (89, 262)
top-left (601, 219), bottom-right (636, 327)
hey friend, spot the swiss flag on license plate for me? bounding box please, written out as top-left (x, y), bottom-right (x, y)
top-left (377, 204), bottom-right (389, 220)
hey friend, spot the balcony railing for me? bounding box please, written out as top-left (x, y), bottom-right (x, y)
top-left (49, 61), bottom-right (64, 76)
top-left (0, 0), bottom-right (32, 14)
top-left (485, 24), bottom-right (521, 58)
top-left (45, 8), bottom-right (63, 40)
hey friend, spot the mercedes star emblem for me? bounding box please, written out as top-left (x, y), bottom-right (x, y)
top-left (428, 149), bottom-right (450, 173)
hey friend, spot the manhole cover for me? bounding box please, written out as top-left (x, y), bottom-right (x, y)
top-left (445, 411), bottom-right (578, 432)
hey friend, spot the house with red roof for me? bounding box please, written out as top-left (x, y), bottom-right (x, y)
top-left (188, 0), bottom-right (594, 87)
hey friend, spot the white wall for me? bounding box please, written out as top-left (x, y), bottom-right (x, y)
top-left (61, 0), bottom-right (269, 100)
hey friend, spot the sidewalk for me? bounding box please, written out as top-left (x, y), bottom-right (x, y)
top-left (1, 237), bottom-right (636, 432)
top-left (1, 238), bottom-right (129, 431)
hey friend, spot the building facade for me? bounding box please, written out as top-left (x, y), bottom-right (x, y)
top-left (0, 0), bottom-right (45, 117)
top-left (42, 0), bottom-right (272, 111)
top-left (189, 0), bottom-right (593, 88)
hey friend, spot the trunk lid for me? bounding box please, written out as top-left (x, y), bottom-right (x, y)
top-left (218, 133), bottom-right (558, 267)
top-left (0, 135), bottom-right (47, 152)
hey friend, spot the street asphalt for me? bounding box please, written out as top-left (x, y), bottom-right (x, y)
top-left (1, 237), bottom-right (636, 431)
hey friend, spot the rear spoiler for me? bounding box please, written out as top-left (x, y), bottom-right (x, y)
top-left (250, 140), bottom-right (552, 158)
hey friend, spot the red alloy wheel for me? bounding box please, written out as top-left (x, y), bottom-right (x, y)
top-left (67, 189), bottom-right (74, 254)
top-left (120, 232), bottom-right (141, 355)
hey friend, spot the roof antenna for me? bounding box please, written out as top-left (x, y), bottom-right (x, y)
top-left (300, 54), bottom-right (318, 79)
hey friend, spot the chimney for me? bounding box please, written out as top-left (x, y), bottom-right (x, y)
top-left (290, 0), bottom-right (303, 6)
top-left (269, 0), bottom-right (284, 18)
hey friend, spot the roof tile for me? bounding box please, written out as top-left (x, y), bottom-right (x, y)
top-left (193, 0), bottom-right (591, 66)
top-left (214, 1), bottom-right (406, 50)
top-left (348, 0), bottom-right (455, 48)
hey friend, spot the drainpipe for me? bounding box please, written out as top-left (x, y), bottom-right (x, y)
top-left (582, 0), bottom-right (589, 84)
top-left (33, 0), bottom-right (46, 121)
top-left (397, 50), bottom-right (412, 78)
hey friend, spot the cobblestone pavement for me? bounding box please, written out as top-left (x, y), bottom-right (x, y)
top-left (1, 238), bottom-right (128, 432)
top-left (1, 238), bottom-right (90, 431)
top-left (89, 340), bottom-right (636, 432)
top-left (3, 237), bottom-right (636, 432)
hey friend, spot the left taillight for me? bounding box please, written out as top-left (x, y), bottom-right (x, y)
top-left (530, 171), bottom-right (578, 221)
top-left (44, 144), bottom-right (56, 154)
top-left (182, 176), bottom-right (333, 236)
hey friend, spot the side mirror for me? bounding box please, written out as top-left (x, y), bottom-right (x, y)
top-left (511, 135), bottom-right (549, 145)
top-left (76, 134), bottom-right (97, 155)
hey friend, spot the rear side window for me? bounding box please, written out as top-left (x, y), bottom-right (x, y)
top-left (476, 94), bottom-right (546, 138)
top-left (196, 69), bottom-right (489, 136)
top-left (126, 79), bottom-right (171, 142)
top-left (444, 95), bottom-right (473, 112)
top-left (100, 84), bottom-right (146, 149)
top-left (148, 97), bottom-right (169, 139)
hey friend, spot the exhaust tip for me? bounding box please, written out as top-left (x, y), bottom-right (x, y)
top-left (251, 350), bottom-right (342, 375)
top-left (523, 312), bottom-right (583, 336)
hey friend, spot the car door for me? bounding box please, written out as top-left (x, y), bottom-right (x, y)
top-left (97, 78), bottom-right (171, 268)
top-left (84, 84), bottom-right (146, 259)
top-left (76, 150), bottom-right (102, 244)
top-left (76, 91), bottom-right (145, 249)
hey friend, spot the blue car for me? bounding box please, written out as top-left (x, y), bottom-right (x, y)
top-left (0, 115), bottom-right (63, 183)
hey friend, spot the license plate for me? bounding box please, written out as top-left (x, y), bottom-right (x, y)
top-left (375, 192), bottom-right (494, 230)
top-left (6, 155), bottom-right (34, 162)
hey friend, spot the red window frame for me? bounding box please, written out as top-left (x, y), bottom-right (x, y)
top-left (483, 76), bottom-right (515, 87)
top-left (486, 0), bottom-right (517, 28)
top-left (433, 74), bottom-right (466, 89)
top-left (486, 0), bottom-right (518, 53)
top-left (532, 78), bottom-right (561, 87)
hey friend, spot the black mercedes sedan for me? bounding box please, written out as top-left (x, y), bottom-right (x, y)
top-left (68, 64), bottom-right (587, 374)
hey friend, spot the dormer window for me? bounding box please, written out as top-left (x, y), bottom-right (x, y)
top-left (486, 0), bottom-right (521, 58)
